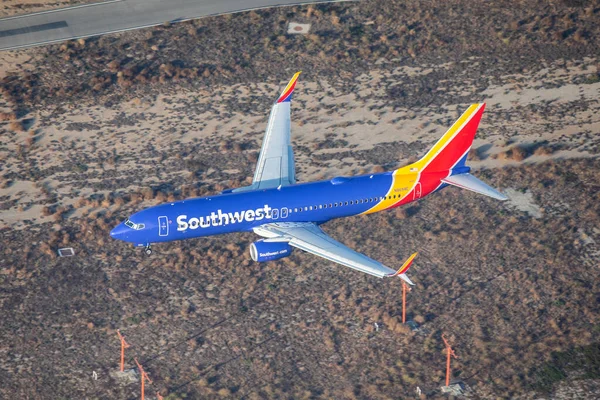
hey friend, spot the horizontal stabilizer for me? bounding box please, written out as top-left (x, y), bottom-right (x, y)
top-left (399, 273), bottom-right (414, 286)
top-left (443, 173), bottom-right (508, 201)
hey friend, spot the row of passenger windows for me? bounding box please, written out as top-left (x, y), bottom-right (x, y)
top-left (270, 194), bottom-right (400, 218)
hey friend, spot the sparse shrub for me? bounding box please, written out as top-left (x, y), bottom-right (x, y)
top-left (509, 146), bottom-right (528, 161)
top-left (216, 388), bottom-right (232, 397)
top-left (8, 121), bottom-right (24, 132)
top-left (142, 187), bottom-right (154, 201)
top-left (468, 148), bottom-right (481, 161)
top-left (0, 111), bottom-right (16, 121)
top-left (533, 146), bottom-right (554, 156)
top-left (232, 142), bottom-right (243, 153)
top-left (495, 145), bottom-right (528, 161)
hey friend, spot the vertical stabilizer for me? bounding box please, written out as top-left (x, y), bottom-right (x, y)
top-left (414, 103), bottom-right (485, 173)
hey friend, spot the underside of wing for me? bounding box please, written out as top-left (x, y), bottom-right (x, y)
top-left (233, 72), bottom-right (300, 193)
top-left (254, 222), bottom-right (416, 284)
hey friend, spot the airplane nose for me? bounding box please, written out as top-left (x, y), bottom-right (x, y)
top-left (110, 223), bottom-right (126, 240)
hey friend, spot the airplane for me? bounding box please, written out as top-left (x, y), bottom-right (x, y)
top-left (110, 72), bottom-right (508, 285)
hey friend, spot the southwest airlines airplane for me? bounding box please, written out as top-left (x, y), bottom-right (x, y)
top-left (110, 72), bottom-right (507, 285)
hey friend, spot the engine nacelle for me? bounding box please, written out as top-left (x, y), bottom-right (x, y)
top-left (250, 240), bottom-right (293, 262)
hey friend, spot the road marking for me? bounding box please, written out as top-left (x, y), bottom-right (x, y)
top-left (0, 21), bottom-right (68, 38)
top-left (0, 0), bottom-right (356, 51)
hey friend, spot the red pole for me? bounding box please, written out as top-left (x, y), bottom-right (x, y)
top-left (402, 281), bottom-right (407, 323)
top-left (402, 281), bottom-right (411, 323)
top-left (446, 345), bottom-right (451, 386)
top-left (117, 330), bottom-right (130, 372)
top-left (442, 334), bottom-right (458, 386)
top-left (135, 358), bottom-right (152, 400)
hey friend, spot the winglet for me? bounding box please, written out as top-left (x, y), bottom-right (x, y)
top-left (276, 71), bottom-right (301, 103)
top-left (387, 252), bottom-right (418, 285)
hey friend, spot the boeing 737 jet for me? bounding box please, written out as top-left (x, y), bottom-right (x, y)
top-left (110, 72), bottom-right (507, 284)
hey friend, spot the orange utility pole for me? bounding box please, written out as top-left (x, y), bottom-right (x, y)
top-left (442, 334), bottom-right (458, 386)
top-left (135, 358), bottom-right (153, 400)
top-left (117, 330), bottom-right (131, 372)
top-left (402, 281), bottom-right (411, 323)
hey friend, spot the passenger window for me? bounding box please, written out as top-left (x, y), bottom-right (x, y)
top-left (345, 201), bottom-right (348, 206)
top-left (329, 203), bottom-right (333, 208)
top-left (272, 208), bottom-right (279, 219)
top-left (319, 205), bottom-right (323, 209)
top-left (281, 208), bottom-right (288, 218)
top-left (304, 207), bottom-right (308, 211)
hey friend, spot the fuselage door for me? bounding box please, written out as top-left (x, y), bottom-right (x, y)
top-left (158, 216), bottom-right (168, 236)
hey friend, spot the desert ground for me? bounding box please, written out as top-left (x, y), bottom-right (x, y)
top-left (1, 0), bottom-right (599, 399)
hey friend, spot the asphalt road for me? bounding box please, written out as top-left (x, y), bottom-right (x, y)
top-left (0, 0), bottom-right (349, 51)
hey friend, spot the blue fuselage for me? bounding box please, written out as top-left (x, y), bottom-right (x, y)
top-left (110, 171), bottom-right (412, 247)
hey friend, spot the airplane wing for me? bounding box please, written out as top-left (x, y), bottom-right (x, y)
top-left (232, 72), bottom-right (301, 193)
top-left (253, 222), bottom-right (417, 284)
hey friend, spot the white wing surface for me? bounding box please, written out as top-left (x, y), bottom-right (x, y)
top-left (233, 72), bottom-right (300, 193)
top-left (254, 222), bottom-right (417, 284)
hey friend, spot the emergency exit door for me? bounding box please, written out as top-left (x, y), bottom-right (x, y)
top-left (158, 216), bottom-right (168, 236)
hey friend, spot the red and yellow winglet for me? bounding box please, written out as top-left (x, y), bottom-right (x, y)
top-left (276, 71), bottom-right (301, 103)
top-left (387, 252), bottom-right (418, 284)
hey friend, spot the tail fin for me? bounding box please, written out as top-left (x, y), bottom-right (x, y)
top-left (414, 103), bottom-right (485, 173)
top-left (411, 103), bottom-right (508, 201)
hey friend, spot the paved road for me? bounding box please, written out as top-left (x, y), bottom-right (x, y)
top-left (0, 0), bottom-right (349, 51)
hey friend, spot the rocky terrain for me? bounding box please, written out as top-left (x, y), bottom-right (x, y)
top-left (0, 0), bottom-right (599, 399)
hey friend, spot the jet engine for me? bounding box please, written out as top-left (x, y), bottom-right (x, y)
top-left (249, 240), bottom-right (293, 262)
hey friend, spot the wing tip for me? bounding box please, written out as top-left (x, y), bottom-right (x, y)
top-left (276, 71), bottom-right (302, 103)
top-left (387, 252), bottom-right (418, 278)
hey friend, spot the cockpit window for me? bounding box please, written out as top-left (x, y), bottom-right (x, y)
top-left (124, 219), bottom-right (144, 230)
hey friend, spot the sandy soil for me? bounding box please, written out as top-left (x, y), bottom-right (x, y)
top-left (0, 56), bottom-right (597, 229)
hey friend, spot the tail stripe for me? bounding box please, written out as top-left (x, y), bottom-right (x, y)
top-left (361, 104), bottom-right (486, 215)
top-left (276, 71), bottom-right (301, 103)
top-left (415, 103), bottom-right (485, 171)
